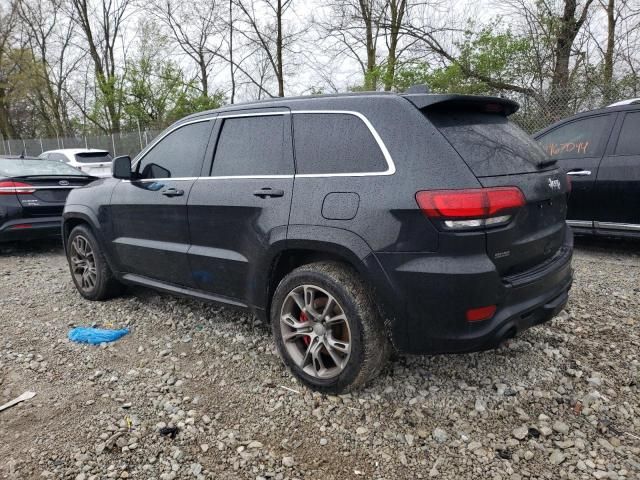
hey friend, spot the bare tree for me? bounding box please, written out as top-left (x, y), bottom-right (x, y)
top-left (68, 0), bottom-right (132, 132)
top-left (149, 0), bottom-right (224, 98)
top-left (0, 1), bottom-right (18, 138)
top-left (234, 0), bottom-right (301, 97)
top-left (315, 0), bottom-right (385, 90)
top-left (16, 0), bottom-right (82, 136)
top-left (586, 0), bottom-right (640, 102)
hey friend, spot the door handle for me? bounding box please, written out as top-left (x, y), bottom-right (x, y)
top-left (161, 187), bottom-right (185, 197)
top-left (567, 170), bottom-right (592, 176)
top-left (253, 187), bottom-right (285, 198)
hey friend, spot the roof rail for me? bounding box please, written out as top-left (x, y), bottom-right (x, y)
top-left (607, 98), bottom-right (640, 107)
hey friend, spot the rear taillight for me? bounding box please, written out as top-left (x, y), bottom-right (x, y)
top-left (0, 181), bottom-right (36, 195)
top-left (466, 305), bottom-right (497, 322)
top-left (416, 187), bottom-right (525, 230)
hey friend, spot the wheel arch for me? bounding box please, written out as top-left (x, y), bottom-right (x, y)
top-left (255, 226), bottom-right (399, 345)
top-left (62, 207), bottom-right (118, 275)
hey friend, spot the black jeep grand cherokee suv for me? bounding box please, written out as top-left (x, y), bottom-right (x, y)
top-left (63, 93), bottom-right (573, 392)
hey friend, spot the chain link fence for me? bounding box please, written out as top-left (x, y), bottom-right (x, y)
top-left (1, 87), bottom-right (636, 156)
top-left (510, 85), bottom-right (636, 133)
top-left (0, 128), bottom-right (162, 159)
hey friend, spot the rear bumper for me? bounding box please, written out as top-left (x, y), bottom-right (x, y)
top-left (0, 216), bottom-right (62, 242)
top-left (375, 228), bottom-right (573, 354)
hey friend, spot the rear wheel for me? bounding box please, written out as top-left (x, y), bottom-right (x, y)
top-left (66, 225), bottom-right (123, 301)
top-left (271, 262), bottom-right (389, 393)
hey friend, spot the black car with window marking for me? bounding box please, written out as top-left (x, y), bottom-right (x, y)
top-left (0, 156), bottom-right (94, 242)
top-left (535, 99), bottom-right (640, 237)
top-left (62, 92), bottom-right (573, 393)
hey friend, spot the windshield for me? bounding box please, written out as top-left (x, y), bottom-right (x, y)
top-left (0, 158), bottom-right (88, 177)
top-left (426, 110), bottom-right (551, 177)
top-left (75, 152), bottom-right (112, 163)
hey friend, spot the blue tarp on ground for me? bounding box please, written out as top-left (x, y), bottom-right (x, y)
top-left (68, 327), bottom-right (129, 345)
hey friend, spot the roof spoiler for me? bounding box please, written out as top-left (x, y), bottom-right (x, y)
top-left (402, 94), bottom-right (520, 116)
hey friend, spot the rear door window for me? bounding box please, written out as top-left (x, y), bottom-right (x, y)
top-left (293, 113), bottom-right (387, 174)
top-left (537, 115), bottom-right (613, 160)
top-left (427, 110), bottom-right (549, 177)
top-left (614, 111), bottom-right (640, 156)
top-left (211, 115), bottom-right (290, 176)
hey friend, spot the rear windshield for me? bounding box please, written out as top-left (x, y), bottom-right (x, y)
top-left (75, 152), bottom-right (112, 163)
top-left (426, 110), bottom-right (551, 177)
top-left (0, 158), bottom-right (87, 177)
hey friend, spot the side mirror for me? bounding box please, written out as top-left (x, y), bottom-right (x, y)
top-left (112, 155), bottom-right (132, 180)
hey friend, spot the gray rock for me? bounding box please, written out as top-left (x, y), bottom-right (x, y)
top-left (552, 421), bottom-right (570, 435)
top-left (432, 428), bottom-right (448, 443)
top-left (549, 450), bottom-right (565, 465)
top-left (512, 426), bottom-right (529, 440)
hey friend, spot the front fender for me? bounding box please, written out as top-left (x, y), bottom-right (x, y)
top-left (62, 205), bottom-right (119, 276)
top-left (62, 205), bottom-right (101, 249)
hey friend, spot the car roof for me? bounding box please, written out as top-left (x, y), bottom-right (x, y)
top-left (180, 92), bottom-right (520, 123)
top-left (534, 100), bottom-right (640, 137)
top-left (42, 148), bottom-right (110, 155)
top-left (607, 98), bottom-right (640, 107)
top-left (0, 155), bottom-right (42, 161)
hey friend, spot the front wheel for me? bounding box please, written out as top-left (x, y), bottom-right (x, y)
top-left (271, 262), bottom-right (389, 393)
top-left (66, 225), bottom-right (123, 301)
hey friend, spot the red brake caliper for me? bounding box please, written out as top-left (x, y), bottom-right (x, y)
top-left (300, 311), bottom-right (311, 346)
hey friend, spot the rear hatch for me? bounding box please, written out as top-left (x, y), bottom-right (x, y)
top-left (74, 151), bottom-right (112, 177)
top-left (421, 99), bottom-right (569, 277)
top-left (0, 158), bottom-right (95, 217)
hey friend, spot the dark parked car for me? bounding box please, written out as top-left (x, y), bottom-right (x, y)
top-left (63, 92), bottom-right (573, 392)
top-left (0, 156), bottom-right (94, 242)
top-left (535, 98), bottom-right (640, 237)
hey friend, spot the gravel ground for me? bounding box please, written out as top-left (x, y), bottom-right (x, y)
top-left (0, 237), bottom-right (639, 480)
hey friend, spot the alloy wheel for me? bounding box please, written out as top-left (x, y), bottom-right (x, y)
top-left (69, 234), bottom-right (97, 292)
top-left (279, 284), bottom-right (351, 379)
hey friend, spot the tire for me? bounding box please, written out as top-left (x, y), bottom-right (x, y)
top-left (271, 261), bottom-right (389, 393)
top-left (66, 225), bottom-right (123, 301)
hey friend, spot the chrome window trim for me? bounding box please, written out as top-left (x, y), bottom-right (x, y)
top-left (566, 220), bottom-right (593, 228)
top-left (129, 175), bottom-right (294, 183)
top-left (217, 111), bottom-right (290, 119)
top-left (127, 109), bottom-right (395, 181)
top-left (595, 221), bottom-right (640, 232)
top-left (131, 117), bottom-right (215, 169)
top-left (291, 110), bottom-right (395, 178)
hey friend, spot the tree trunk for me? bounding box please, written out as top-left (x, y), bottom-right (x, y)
top-left (0, 88), bottom-right (16, 139)
top-left (276, 0), bottom-right (284, 97)
top-left (384, 0), bottom-right (406, 91)
top-left (200, 55), bottom-right (209, 97)
top-left (603, 0), bottom-right (615, 103)
top-left (359, 0), bottom-right (376, 90)
top-left (548, 0), bottom-right (594, 121)
top-left (229, 0), bottom-right (236, 104)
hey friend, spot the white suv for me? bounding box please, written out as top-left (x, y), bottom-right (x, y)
top-left (40, 149), bottom-right (113, 177)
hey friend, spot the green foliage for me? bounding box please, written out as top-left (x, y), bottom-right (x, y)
top-left (120, 22), bottom-right (224, 131)
top-left (346, 66), bottom-right (383, 92)
top-left (394, 22), bottom-right (532, 95)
